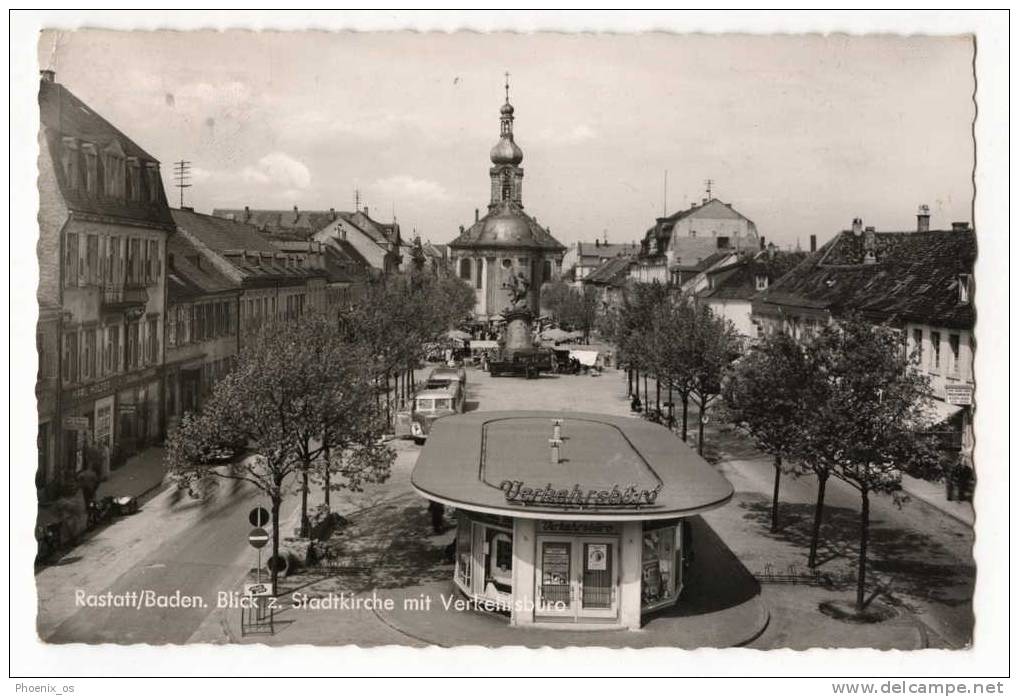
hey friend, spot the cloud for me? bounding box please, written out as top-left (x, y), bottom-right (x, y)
top-left (532, 123), bottom-right (599, 145)
top-left (240, 152), bottom-right (312, 190)
top-left (373, 175), bottom-right (451, 202)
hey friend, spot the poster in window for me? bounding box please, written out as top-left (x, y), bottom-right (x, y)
top-left (587, 543), bottom-right (608, 571)
top-left (542, 542), bottom-right (570, 586)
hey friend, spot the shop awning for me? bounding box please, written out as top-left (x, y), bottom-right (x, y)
top-left (411, 411), bottom-right (734, 521)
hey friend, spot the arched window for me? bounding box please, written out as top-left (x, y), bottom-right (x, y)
top-left (459, 257), bottom-right (472, 281)
top-left (501, 172), bottom-right (512, 202)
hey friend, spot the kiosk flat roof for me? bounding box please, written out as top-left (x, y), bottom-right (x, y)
top-left (411, 411), bottom-right (734, 521)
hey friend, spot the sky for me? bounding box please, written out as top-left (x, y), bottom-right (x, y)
top-left (39, 30), bottom-right (975, 249)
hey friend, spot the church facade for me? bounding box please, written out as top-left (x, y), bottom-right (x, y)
top-left (450, 83), bottom-right (565, 321)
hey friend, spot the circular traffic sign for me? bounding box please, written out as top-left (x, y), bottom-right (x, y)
top-left (248, 506), bottom-right (270, 528)
top-left (248, 527), bottom-right (270, 549)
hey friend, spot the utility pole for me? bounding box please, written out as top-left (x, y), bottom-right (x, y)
top-left (173, 160), bottom-right (192, 209)
top-left (704, 178), bottom-right (714, 201)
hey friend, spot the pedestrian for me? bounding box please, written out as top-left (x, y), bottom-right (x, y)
top-left (76, 466), bottom-right (99, 514)
top-left (428, 500), bottom-right (446, 534)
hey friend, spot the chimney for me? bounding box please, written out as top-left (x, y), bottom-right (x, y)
top-left (952, 221), bottom-right (971, 232)
top-left (363, 206), bottom-right (369, 216)
top-left (702, 197), bottom-right (708, 205)
top-left (809, 234), bottom-right (817, 252)
top-left (329, 207), bottom-right (336, 221)
top-left (595, 239), bottom-right (600, 248)
top-left (759, 237), bottom-right (766, 251)
top-left (244, 205), bottom-right (250, 222)
top-left (459, 225), bottom-right (465, 234)
top-left (475, 208), bottom-right (479, 223)
top-left (917, 204), bottom-right (931, 233)
top-left (40, 69), bottom-right (55, 83)
top-left (863, 227), bottom-right (877, 264)
top-left (852, 218), bottom-right (863, 235)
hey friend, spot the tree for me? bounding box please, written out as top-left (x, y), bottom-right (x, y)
top-left (686, 304), bottom-right (741, 455)
top-left (803, 316), bottom-right (941, 610)
top-left (647, 299), bottom-right (696, 439)
top-left (166, 315), bottom-right (393, 594)
top-left (613, 282), bottom-right (671, 408)
top-left (723, 331), bottom-right (816, 532)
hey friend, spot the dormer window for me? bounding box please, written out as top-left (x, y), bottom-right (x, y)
top-left (958, 274), bottom-right (974, 305)
top-left (103, 141), bottom-right (126, 198)
top-left (144, 162), bottom-right (161, 203)
top-left (60, 137), bottom-right (79, 188)
top-left (755, 275), bottom-right (769, 291)
top-left (82, 143), bottom-right (98, 194)
top-left (127, 157), bottom-right (142, 201)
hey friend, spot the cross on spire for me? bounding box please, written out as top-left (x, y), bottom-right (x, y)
top-left (504, 71), bottom-right (510, 103)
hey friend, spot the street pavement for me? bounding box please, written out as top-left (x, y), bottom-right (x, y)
top-left (35, 363), bottom-right (974, 648)
top-left (39, 468), bottom-right (298, 644)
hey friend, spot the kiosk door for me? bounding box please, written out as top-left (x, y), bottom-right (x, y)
top-left (579, 539), bottom-right (617, 619)
top-left (536, 538), bottom-right (574, 618)
top-left (535, 536), bottom-right (619, 621)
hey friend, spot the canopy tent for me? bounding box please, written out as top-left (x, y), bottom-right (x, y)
top-left (446, 329), bottom-right (472, 342)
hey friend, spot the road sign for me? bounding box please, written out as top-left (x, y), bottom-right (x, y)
top-left (244, 582), bottom-right (271, 597)
top-left (63, 416), bottom-right (90, 431)
top-left (248, 506), bottom-right (270, 527)
top-left (248, 527), bottom-right (269, 549)
top-left (945, 384), bottom-right (974, 406)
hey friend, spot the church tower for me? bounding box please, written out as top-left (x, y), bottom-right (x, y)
top-left (488, 73), bottom-right (524, 209)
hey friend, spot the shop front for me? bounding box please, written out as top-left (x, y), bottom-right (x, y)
top-left (412, 411), bottom-right (734, 630)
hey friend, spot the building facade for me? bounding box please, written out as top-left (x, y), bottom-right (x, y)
top-left (163, 233), bottom-right (242, 432)
top-left (562, 240), bottom-right (637, 287)
top-left (38, 72), bottom-right (175, 489)
top-left (632, 198), bottom-right (761, 286)
top-left (449, 87), bottom-right (565, 320)
top-left (752, 212), bottom-right (976, 472)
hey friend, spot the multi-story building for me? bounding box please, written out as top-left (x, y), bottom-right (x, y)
top-left (696, 247), bottom-right (808, 341)
top-left (213, 206), bottom-right (409, 275)
top-left (163, 233), bottom-right (241, 432)
top-left (170, 208), bottom-right (329, 345)
top-left (631, 198), bottom-right (761, 286)
top-left (752, 210), bottom-right (976, 471)
top-left (562, 239), bottom-right (637, 287)
top-left (38, 71), bottom-right (175, 488)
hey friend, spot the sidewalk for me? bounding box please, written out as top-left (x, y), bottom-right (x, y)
top-left (97, 446), bottom-right (168, 501)
top-left (900, 474), bottom-right (974, 526)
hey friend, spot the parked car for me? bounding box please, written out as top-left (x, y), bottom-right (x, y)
top-left (427, 365), bottom-right (467, 393)
top-left (395, 382), bottom-right (465, 445)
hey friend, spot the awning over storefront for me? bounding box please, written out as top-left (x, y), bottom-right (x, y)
top-left (412, 411), bottom-right (734, 521)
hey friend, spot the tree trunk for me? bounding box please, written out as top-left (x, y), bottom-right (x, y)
top-left (681, 393), bottom-right (689, 442)
top-left (856, 489), bottom-right (871, 611)
top-left (643, 375), bottom-right (649, 414)
top-left (697, 400), bottom-right (706, 455)
top-left (655, 377), bottom-right (661, 414)
top-left (300, 461), bottom-right (310, 538)
top-left (627, 367), bottom-right (633, 396)
top-left (323, 441), bottom-right (331, 509)
top-left (770, 454), bottom-right (782, 533)
top-left (270, 495), bottom-right (281, 596)
top-left (808, 473), bottom-right (829, 568)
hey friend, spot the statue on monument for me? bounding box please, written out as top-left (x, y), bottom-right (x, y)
top-left (503, 271), bottom-right (531, 309)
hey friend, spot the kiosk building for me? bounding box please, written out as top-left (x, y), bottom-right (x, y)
top-left (411, 410), bottom-right (734, 629)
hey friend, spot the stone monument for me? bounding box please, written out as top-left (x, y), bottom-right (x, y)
top-left (502, 271), bottom-right (534, 355)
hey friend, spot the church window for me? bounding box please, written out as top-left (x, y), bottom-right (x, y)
top-left (501, 172), bottom-right (511, 202)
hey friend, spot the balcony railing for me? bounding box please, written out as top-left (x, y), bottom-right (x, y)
top-left (101, 282), bottom-right (148, 312)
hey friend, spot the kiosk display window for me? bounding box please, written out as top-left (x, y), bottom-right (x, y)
top-left (641, 522), bottom-right (682, 610)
